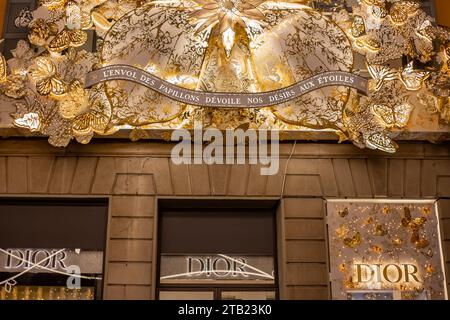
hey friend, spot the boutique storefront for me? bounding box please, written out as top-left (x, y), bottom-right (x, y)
top-left (0, 0), bottom-right (449, 300)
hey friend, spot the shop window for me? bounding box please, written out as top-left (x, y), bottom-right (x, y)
top-left (326, 199), bottom-right (447, 300)
top-left (0, 198), bottom-right (108, 300)
top-left (157, 199), bottom-right (278, 300)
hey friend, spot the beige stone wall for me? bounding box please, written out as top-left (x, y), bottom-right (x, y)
top-left (0, 139), bottom-right (449, 300)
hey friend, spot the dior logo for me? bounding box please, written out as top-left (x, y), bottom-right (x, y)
top-left (5, 249), bottom-right (68, 270)
top-left (187, 257), bottom-right (248, 278)
top-left (354, 263), bottom-right (421, 284)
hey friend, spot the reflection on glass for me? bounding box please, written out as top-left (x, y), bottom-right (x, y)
top-left (0, 286), bottom-right (94, 300)
top-left (346, 290), bottom-right (430, 300)
top-left (221, 291), bottom-right (275, 300)
top-left (159, 291), bottom-right (214, 300)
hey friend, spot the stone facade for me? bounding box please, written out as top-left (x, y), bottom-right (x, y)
top-left (0, 139), bottom-right (449, 299)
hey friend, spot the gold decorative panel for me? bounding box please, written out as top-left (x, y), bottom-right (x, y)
top-left (327, 200), bottom-right (447, 300)
top-left (0, 0), bottom-right (448, 150)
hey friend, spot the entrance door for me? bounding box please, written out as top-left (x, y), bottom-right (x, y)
top-left (157, 199), bottom-right (279, 300)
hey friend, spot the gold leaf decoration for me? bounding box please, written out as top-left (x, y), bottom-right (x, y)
top-left (343, 232), bottom-right (361, 248)
top-left (72, 112), bottom-right (109, 135)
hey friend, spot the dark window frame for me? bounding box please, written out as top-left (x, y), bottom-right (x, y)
top-left (156, 199), bottom-right (280, 300)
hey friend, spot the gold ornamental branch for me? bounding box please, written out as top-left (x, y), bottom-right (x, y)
top-left (85, 65), bottom-right (369, 108)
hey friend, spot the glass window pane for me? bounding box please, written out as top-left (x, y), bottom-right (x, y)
top-left (221, 291), bottom-right (275, 300)
top-left (159, 291), bottom-right (214, 300)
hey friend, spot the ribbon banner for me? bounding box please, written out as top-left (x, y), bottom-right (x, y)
top-left (85, 65), bottom-right (369, 108)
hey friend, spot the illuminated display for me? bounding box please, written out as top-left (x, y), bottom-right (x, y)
top-left (327, 200), bottom-right (447, 300)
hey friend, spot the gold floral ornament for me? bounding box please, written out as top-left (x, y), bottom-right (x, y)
top-left (401, 207), bottom-right (429, 249)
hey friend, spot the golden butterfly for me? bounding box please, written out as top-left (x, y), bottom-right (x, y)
top-left (399, 61), bottom-right (430, 91)
top-left (363, 0), bottom-right (420, 25)
top-left (48, 28), bottom-right (88, 52)
top-left (401, 206), bottom-right (427, 231)
top-left (374, 224), bottom-right (387, 236)
top-left (367, 64), bottom-right (398, 91)
top-left (343, 232), bottom-right (361, 248)
top-left (72, 111), bottom-right (110, 135)
top-left (410, 230), bottom-right (429, 249)
top-left (372, 104), bottom-right (413, 129)
top-left (31, 57), bottom-right (68, 96)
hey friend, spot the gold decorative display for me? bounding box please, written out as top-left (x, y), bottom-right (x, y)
top-left (0, 0), bottom-right (448, 149)
top-left (327, 200), bottom-right (447, 300)
top-left (0, 286), bottom-right (94, 300)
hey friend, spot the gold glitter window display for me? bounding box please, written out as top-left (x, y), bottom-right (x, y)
top-left (326, 200), bottom-right (447, 300)
top-left (0, 285), bottom-right (94, 300)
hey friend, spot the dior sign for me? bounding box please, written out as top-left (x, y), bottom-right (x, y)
top-left (354, 263), bottom-right (421, 285)
top-left (160, 255), bottom-right (274, 282)
top-left (85, 65), bottom-right (369, 108)
top-left (0, 248), bottom-right (103, 274)
top-left (4, 249), bottom-right (67, 270)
